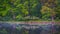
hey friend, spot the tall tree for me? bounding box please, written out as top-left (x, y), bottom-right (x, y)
top-left (40, 0), bottom-right (57, 21)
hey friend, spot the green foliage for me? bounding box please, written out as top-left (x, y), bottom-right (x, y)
top-left (0, 29), bottom-right (8, 34)
top-left (41, 6), bottom-right (52, 20)
top-left (55, 0), bottom-right (60, 19)
top-left (0, 0), bottom-right (60, 21)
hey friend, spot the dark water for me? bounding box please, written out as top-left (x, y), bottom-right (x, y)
top-left (0, 23), bottom-right (60, 34)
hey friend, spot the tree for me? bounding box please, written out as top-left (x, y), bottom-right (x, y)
top-left (55, 0), bottom-right (60, 20)
top-left (40, 0), bottom-right (57, 21)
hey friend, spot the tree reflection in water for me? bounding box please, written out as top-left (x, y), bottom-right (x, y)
top-left (0, 23), bottom-right (60, 34)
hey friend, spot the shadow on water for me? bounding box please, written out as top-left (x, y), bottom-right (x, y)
top-left (0, 22), bottom-right (60, 34)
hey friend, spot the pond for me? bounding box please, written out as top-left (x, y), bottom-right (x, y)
top-left (0, 22), bottom-right (60, 34)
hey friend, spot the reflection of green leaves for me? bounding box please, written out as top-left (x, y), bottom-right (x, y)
top-left (0, 29), bottom-right (8, 34)
top-left (16, 27), bottom-right (22, 30)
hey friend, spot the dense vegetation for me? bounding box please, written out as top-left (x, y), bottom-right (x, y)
top-left (0, 23), bottom-right (60, 34)
top-left (0, 0), bottom-right (60, 21)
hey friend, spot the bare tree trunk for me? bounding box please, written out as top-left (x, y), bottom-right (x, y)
top-left (13, 14), bottom-right (16, 20)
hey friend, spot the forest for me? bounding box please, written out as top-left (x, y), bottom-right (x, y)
top-left (0, 0), bottom-right (60, 21)
top-left (0, 0), bottom-right (60, 34)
